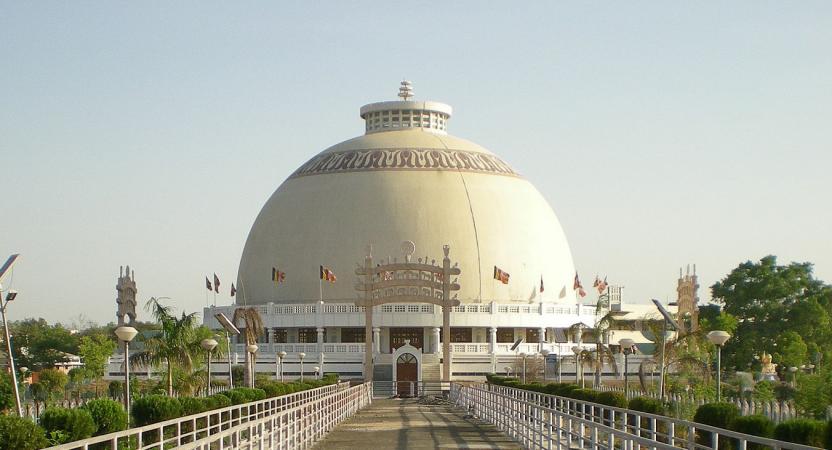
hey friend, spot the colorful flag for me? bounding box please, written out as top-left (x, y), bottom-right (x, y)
top-left (213, 273), bottom-right (220, 294)
top-left (574, 273), bottom-right (587, 297)
top-left (230, 283), bottom-right (236, 297)
top-left (320, 265), bottom-right (336, 283)
top-left (597, 276), bottom-right (608, 294)
top-left (592, 275), bottom-right (600, 288)
top-left (540, 276), bottom-right (545, 293)
top-left (271, 268), bottom-right (286, 284)
top-left (205, 276), bottom-right (212, 291)
top-left (493, 266), bottom-right (510, 284)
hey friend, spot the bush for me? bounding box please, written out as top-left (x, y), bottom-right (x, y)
top-left (730, 415), bottom-right (774, 450)
top-left (773, 419), bottom-right (826, 447)
top-left (179, 397), bottom-right (209, 416)
top-left (0, 415), bottom-right (49, 450)
top-left (596, 391), bottom-right (628, 409)
top-left (82, 398), bottom-right (127, 436)
top-left (131, 395), bottom-right (182, 426)
top-left (628, 397), bottom-right (665, 415)
top-left (569, 388), bottom-right (599, 403)
top-left (0, 373), bottom-right (16, 412)
top-left (209, 393), bottom-right (232, 409)
top-left (693, 403), bottom-right (739, 449)
top-left (224, 390), bottom-right (248, 405)
top-left (108, 380), bottom-right (123, 399)
top-left (40, 407), bottom-right (97, 444)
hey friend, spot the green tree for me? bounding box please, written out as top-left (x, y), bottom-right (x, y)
top-left (233, 307), bottom-right (264, 387)
top-left (78, 334), bottom-right (117, 380)
top-left (9, 319), bottom-right (80, 371)
top-left (130, 298), bottom-right (202, 396)
top-left (0, 373), bottom-right (15, 412)
top-left (711, 256), bottom-right (832, 370)
top-left (37, 368), bottom-right (69, 401)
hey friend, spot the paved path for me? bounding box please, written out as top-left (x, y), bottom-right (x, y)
top-left (314, 398), bottom-right (522, 449)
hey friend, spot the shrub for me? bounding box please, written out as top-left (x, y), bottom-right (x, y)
top-left (131, 395), bottom-right (182, 426)
top-left (569, 388), bottom-right (598, 403)
top-left (179, 397), bottom-right (208, 416)
top-left (0, 373), bottom-right (16, 412)
top-left (773, 418), bottom-right (826, 447)
top-left (693, 403), bottom-right (739, 449)
top-left (730, 415), bottom-right (774, 450)
top-left (108, 380), bottom-right (123, 399)
top-left (40, 407), bottom-right (97, 444)
top-left (0, 415), bottom-right (49, 450)
top-left (628, 397), bottom-right (665, 415)
top-left (596, 392), bottom-right (628, 409)
top-left (82, 398), bottom-right (127, 436)
top-left (209, 393), bottom-right (232, 409)
top-left (224, 389), bottom-right (248, 405)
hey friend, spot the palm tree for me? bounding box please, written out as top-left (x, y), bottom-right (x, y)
top-left (130, 298), bottom-right (201, 396)
top-left (638, 317), bottom-right (709, 396)
top-left (232, 307), bottom-right (264, 387)
top-left (568, 294), bottom-right (620, 388)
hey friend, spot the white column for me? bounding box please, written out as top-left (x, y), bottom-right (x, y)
top-left (317, 327), bottom-right (325, 353)
top-left (538, 327), bottom-right (546, 343)
top-left (432, 327), bottom-right (441, 354)
top-left (372, 327), bottom-right (381, 354)
top-left (488, 327), bottom-right (497, 354)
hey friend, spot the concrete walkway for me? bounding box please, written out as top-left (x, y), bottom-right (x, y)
top-left (314, 398), bottom-right (522, 449)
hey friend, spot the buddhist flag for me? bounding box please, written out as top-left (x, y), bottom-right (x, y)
top-left (320, 265), bottom-right (336, 283)
top-left (271, 268), bottom-right (286, 284)
top-left (540, 276), bottom-right (545, 293)
top-left (574, 273), bottom-right (587, 297)
top-left (592, 275), bottom-right (600, 288)
top-left (597, 276), bottom-right (608, 294)
top-left (213, 273), bottom-right (220, 294)
top-left (205, 276), bottom-right (212, 291)
top-left (493, 266), bottom-right (509, 284)
top-left (230, 283), bottom-right (236, 297)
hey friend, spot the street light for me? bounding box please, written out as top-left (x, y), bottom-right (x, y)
top-left (707, 330), bottom-right (731, 402)
top-left (519, 353), bottom-right (527, 384)
top-left (0, 288), bottom-right (23, 416)
top-left (314, 366), bottom-right (321, 380)
top-left (504, 366), bottom-right (512, 378)
top-left (540, 349), bottom-right (550, 381)
top-left (277, 351), bottom-right (287, 382)
top-left (572, 346), bottom-right (581, 386)
top-left (201, 338), bottom-right (218, 395)
top-left (114, 326), bottom-right (138, 424)
top-left (246, 344), bottom-right (259, 388)
top-left (298, 352), bottom-right (306, 382)
top-left (619, 338), bottom-right (635, 399)
top-left (788, 366), bottom-right (798, 387)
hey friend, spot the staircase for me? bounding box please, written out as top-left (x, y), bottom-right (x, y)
top-left (421, 362), bottom-right (441, 382)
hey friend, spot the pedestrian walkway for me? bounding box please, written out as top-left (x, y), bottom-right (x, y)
top-left (313, 397), bottom-right (522, 449)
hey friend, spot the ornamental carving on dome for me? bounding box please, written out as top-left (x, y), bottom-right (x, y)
top-left (289, 148), bottom-right (518, 178)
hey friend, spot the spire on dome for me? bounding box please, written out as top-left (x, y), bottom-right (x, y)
top-left (397, 80), bottom-right (414, 101)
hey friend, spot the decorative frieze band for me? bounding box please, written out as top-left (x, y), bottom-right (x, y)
top-left (289, 148), bottom-right (519, 178)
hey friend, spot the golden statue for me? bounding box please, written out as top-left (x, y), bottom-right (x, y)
top-left (760, 352), bottom-right (779, 381)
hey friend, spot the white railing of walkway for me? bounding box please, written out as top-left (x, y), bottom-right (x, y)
top-left (456, 383), bottom-right (823, 450)
top-left (45, 381), bottom-right (372, 450)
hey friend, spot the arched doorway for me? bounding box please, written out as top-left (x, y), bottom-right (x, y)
top-left (396, 353), bottom-right (418, 397)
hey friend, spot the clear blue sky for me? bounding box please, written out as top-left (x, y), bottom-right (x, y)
top-left (2, 2), bottom-right (830, 326)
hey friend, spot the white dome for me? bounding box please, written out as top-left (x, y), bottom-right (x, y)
top-left (237, 93), bottom-right (576, 306)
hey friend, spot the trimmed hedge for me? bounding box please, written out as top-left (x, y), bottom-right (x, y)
top-left (0, 415), bottom-right (49, 450)
top-left (596, 391), bottom-right (628, 409)
top-left (131, 395), bottom-right (183, 426)
top-left (773, 418), bottom-right (826, 447)
top-left (82, 398), bottom-right (127, 436)
top-left (40, 407), bottom-right (97, 445)
top-left (730, 415), bottom-right (774, 450)
top-left (693, 403), bottom-right (739, 450)
top-left (628, 397), bottom-right (665, 415)
top-left (210, 393), bottom-right (232, 408)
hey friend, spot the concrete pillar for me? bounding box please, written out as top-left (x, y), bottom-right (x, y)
top-left (538, 327), bottom-right (546, 344)
top-left (488, 327), bottom-right (497, 354)
top-left (316, 327), bottom-right (325, 352)
top-left (432, 327), bottom-right (442, 354)
top-left (372, 327), bottom-right (381, 354)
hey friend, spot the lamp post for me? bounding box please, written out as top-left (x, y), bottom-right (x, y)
top-left (201, 338), bottom-right (218, 395)
top-left (788, 366), bottom-right (798, 387)
top-left (277, 351), bottom-right (287, 381)
top-left (619, 338), bottom-right (635, 399)
top-left (557, 353), bottom-right (563, 382)
top-left (0, 288), bottom-right (23, 417)
top-left (114, 326), bottom-right (138, 424)
top-left (504, 366), bottom-right (512, 378)
top-left (314, 366), bottom-right (321, 380)
top-left (572, 346), bottom-right (581, 386)
top-left (519, 353), bottom-right (527, 384)
top-left (298, 352), bottom-right (306, 382)
top-left (540, 349), bottom-right (550, 381)
top-left (706, 330), bottom-right (731, 402)
top-left (225, 331), bottom-right (234, 388)
top-left (246, 344), bottom-right (259, 388)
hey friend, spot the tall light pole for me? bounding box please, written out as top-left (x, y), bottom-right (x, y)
top-left (619, 338), bottom-right (635, 399)
top-left (519, 353), bottom-right (527, 384)
top-left (226, 332), bottom-right (234, 388)
top-left (314, 366), bottom-right (321, 380)
top-left (277, 351), bottom-right (287, 381)
top-left (0, 288), bottom-right (23, 416)
top-left (707, 330), bottom-right (731, 402)
top-left (246, 344), bottom-right (258, 388)
top-left (201, 338), bottom-right (218, 395)
top-left (114, 326), bottom-right (138, 424)
top-left (540, 349), bottom-right (550, 381)
top-left (572, 346), bottom-right (581, 386)
top-left (557, 353), bottom-right (562, 382)
top-left (298, 352), bottom-right (306, 382)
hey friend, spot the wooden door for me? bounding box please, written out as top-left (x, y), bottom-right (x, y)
top-left (396, 353), bottom-right (418, 397)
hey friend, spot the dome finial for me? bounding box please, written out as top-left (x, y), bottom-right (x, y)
top-left (397, 80), bottom-right (414, 101)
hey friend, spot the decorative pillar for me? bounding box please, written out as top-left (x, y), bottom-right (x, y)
top-left (488, 327), bottom-right (497, 354)
top-left (538, 327), bottom-right (546, 344)
top-left (316, 327), bottom-right (325, 350)
top-left (372, 327), bottom-right (381, 354)
top-left (432, 327), bottom-right (442, 354)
